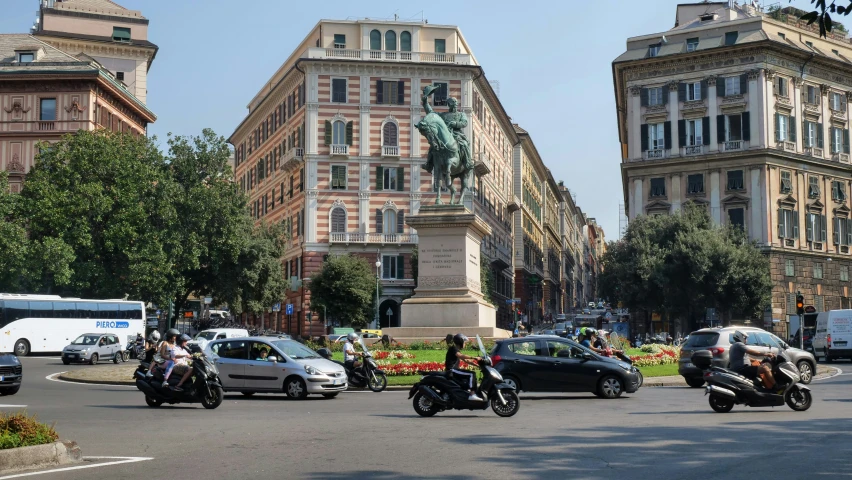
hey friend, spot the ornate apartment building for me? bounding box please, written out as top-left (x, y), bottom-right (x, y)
top-left (613, 2), bottom-right (852, 333)
top-left (230, 19), bottom-right (519, 334)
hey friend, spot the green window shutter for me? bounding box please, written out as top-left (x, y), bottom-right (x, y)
top-left (112, 27), bottom-right (131, 42)
top-left (717, 115), bottom-right (726, 143)
top-left (376, 80), bottom-right (384, 104)
top-left (398, 254), bottom-right (405, 278)
top-left (793, 210), bottom-right (799, 238)
top-left (818, 123), bottom-right (824, 148)
top-left (702, 117), bottom-right (710, 146)
top-left (717, 79), bottom-right (726, 97)
top-left (663, 121), bottom-right (672, 150)
top-left (324, 120), bottom-right (332, 145)
top-left (677, 83), bottom-right (686, 103)
top-left (806, 213), bottom-right (814, 242)
top-left (345, 121), bottom-right (354, 146)
top-left (845, 129), bottom-right (850, 154)
top-left (739, 74), bottom-right (748, 94)
top-left (640, 88), bottom-right (648, 107)
top-left (397, 209), bottom-right (405, 234)
top-left (376, 209), bottom-right (383, 233)
top-left (640, 124), bottom-right (649, 151)
top-left (397, 166), bottom-right (404, 191)
top-left (821, 215), bottom-right (828, 242)
top-left (774, 113), bottom-right (780, 142)
top-left (789, 116), bottom-right (797, 142)
top-left (777, 208), bottom-right (784, 238)
top-left (678, 119), bottom-right (686, 147)
top-left (398, 80), bottom-right (405, 105)
top-left (742, 112), bottom-right (750, 141)
top-left (376, 166), bottom-right (384, 191)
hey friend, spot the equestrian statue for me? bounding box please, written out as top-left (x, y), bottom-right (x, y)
top-left (416, 84), bottom-right (474, 205)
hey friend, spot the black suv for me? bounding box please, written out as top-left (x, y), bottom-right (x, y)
top-left (491, 336), bottom-right (641, 399)
top-left (0, 353), bottom-right (22, 396)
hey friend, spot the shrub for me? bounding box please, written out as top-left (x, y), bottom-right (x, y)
top-left (640, 344), bottom-right (662, 354)
top-left (0, 412), bottom-right (58, 450)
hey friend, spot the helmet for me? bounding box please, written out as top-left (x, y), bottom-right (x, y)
top-left (165, 328), bottom-right (180, 340)
top-left (731, 330), bottom-right (748, 344)
top-left (147, 331), bottom-right (161, 343)
top-left (316, 348), bottom-right (332, 359)
top-left (453, 333), bottom-right (468, 348)
top-left (347, 332), bottom-right (359, 342)
top-left (586, 328), bottom-right (598, 337)
top-left (179, 334), bottom-right (192, 343)
top-left (579, 327), bottom-right (587, 336)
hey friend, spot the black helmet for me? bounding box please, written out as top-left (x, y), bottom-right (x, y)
top-left (586, 328), bottom-right (598, 337)
top-left (179, 334), bottom-right (192, 343)
top-left (453, 333), bottom-right (468, 348)
top-left (732, 330), bottom-right (748, 344)
top-left (316, 348), bottom-right (332, 360)
top-left (445, 334), bottom-right (454, 346)
top-left (165, 328), bottom-right (180, 340)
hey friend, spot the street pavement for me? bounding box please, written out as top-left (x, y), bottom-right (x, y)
top-left (1, 357), bottom-right (850, 480)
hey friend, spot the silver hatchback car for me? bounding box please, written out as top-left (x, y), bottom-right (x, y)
top-left (678, 326), bottom-right (817, 387)
top-left (205, 337), bottom-right (347, 399)
top-left (62, 333), bottom-right (125, 365)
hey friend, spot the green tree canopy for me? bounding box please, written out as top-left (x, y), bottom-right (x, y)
top-left (309, 254), bottom-right (377, 329)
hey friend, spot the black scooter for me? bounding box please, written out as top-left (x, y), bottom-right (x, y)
top-left (318, 338), bottom-right (387, 392)
top-left (693, 349), bottom-right (812, 413)
top-left (407, 335), bottom-right (520, 417)
top-left (135, 345), bottom-right (224, 409)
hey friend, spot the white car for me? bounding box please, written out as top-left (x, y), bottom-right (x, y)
top-left (189, 328), bottom-right (249, 351)
top-left (205, 337), bottom-right (347, 399)
top-left (813, 310), bottom-right (852, 362)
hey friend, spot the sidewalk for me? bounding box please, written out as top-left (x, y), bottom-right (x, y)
top-left (57, 364), bottom-right (841, 387)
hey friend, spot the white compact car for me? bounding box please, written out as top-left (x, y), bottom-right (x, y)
top-left (189, 328), bottom-right (249, 351)
top-left (204, 337), bottom-right (347, 399)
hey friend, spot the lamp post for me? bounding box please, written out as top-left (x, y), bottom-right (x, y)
top-left (375, 259), bottom-right (382, 329)
top-left (305, 311), bottom-right (312, 338)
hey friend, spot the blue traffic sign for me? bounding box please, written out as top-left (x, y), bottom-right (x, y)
top-left (155, 310), bottom-right (161, 316)
top-left (272, 303), bottom-right (281, 312)
top-left (285, 304), bottom-right (294, 315)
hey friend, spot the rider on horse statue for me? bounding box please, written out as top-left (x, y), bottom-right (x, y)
top-left (421, 85), bottom-right (473, 175)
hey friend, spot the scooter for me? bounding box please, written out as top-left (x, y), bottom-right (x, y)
top-left (317, 337), bottom-right (387, 392)
top-left (135, 345), bottom-right (224, 409)
top-left (692, 348), bottom-right (812, 413)
top-left (407, 335), bottom-right (520, 417)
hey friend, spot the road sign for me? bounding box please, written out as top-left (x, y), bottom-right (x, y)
top-left (285, 304), bottom-right (294, 315)
top-left (272, 303), bottom-right (281, 312)
top-left (155, 310), bottom-right (161, 316)
top-left (605, 312), bottom-right (613, 320)
top-left (512, 298), bottom-right (521, 303)
top-left (204, 297), bottom-right (213, 305)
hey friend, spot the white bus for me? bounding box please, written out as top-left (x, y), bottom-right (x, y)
top-left (0, 294), bottom-right (145, 356)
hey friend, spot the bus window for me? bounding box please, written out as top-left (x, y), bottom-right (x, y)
top-left (98, 303), bottom-right (118, 320)
top-left (76, 302), bottom-right (98, 319)
top-left (5, 301), bottom-right (29, 322)
top-left (29, 301), bottom-right (53, 318)
top-left (119, 303), bottom-right (142, 320)
top-left (53, 301), bottom-right (76, 318)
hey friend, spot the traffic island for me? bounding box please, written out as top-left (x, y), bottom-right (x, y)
top-left (0, 441), bottom-right (82, 473)
top-left (58, 364), bottom-right (136, 385)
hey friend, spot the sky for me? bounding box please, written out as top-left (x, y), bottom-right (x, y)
top-left (0, 0), bottom-right (720, 242)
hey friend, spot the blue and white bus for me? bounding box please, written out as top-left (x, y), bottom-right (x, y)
top-left (0, 294), bottom-right (145, 356)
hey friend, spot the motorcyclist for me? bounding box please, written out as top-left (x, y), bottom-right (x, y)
top-left (446, 334), bottom-right (483, 401)
top-left (343, 333), bottom-right (363, 371)
top-left (581, 328), bottom-right (608, 355)
top-left (144, 331), bottom-right (160, 363)
top-left (171, 334), bottom-right (194, 392)
top-left (593, 330), bottom-right (623, 357)
top-left (158, 328), bottom-right (181, 387)
top-left (729, 330), bottom-right (777, 390)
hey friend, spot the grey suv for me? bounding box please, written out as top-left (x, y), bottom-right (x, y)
top-left (678, 326), bottom-right (817, 387)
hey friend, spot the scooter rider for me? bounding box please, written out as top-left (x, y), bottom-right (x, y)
top-left (446, 334), bottom-right (483, 402)
top-left (730, 330), bottom-right (777, 390)
top-left (343, 332), bottom-right (363, 371)
top-left (144, 331), bottom-right (160, 363)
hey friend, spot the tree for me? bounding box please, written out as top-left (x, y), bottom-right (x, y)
top-left (309, 255), bottom-right (377, 329)
top-left (786, 0), bottom-right (852, 38)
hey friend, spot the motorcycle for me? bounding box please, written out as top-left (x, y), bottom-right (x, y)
top-left (692, 348), bottom-right (812, 413)
top-left (134, 345), bottom-right (224, 409)
top-left (407, 335), bottom-right (520, 417)
top-left (318, 337), bottom-right (387, 392)
top-left (124, 339), bottom-right (145, 362)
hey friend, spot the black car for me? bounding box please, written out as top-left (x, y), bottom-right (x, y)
top-left (552, 323), bottom-right (571, 337)
top-left (491, 336), bottom-right (641, 398)
top-left (0, 353), bottom-right (22, 396)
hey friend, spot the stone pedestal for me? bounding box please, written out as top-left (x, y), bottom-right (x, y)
top-left (384, 205), bottom-right (510, 340)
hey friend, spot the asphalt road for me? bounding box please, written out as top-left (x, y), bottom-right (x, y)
top-left (1, 357), bottom-right (850, 480)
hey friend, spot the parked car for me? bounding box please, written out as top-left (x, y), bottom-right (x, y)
top-left (812, 310), bottom-right (852, 362)
top-left (205, 336), bottom-right (347, 399)
top-left (0, 353), bottom-right (22, 396)
top-left (188, 328), bottom-right (249, 351)
top-left (61, 333), bottom-right (124, 365)
top-left (490, 337), bottom-right (642, 399)
top-left (678, 326), bottom-right (817, 387)
top-left (552, 323), bottom-right (570, 337)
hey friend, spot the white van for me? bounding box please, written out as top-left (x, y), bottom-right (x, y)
top-left (189, 328), bottom-right (249, 350)
top-left (812, 310), bottom-right (852, 362)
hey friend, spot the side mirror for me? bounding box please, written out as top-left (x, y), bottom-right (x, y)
top-left (582, 352), bottom-right (593, 360)
top-left (268, 356), bottom-right (278, 363)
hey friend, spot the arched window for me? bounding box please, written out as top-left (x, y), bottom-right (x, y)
top-left (370, 30), bottom-right (382, 50)
top-left (331, 207), bottom-right (346, 233)
top-left (382, 122), bottom-right (398, 147)
top-left (332, 120), bottom-right (346, 145)
top-left (400, 31), bottom-right (412, 52)
top-left (385, 31), bottom-right (397, 51)
top-left (383, 209), bottom-right (397, 234)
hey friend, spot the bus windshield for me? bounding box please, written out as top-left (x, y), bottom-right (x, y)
top-left (72, 334), bottom-right (101, 345)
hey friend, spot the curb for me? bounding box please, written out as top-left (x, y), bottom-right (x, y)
top-left (57, 373), bottom-right (135, 386)
top-left (0, 441), bottom-right (82, 473)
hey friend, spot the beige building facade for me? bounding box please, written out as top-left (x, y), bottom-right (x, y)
top-left (613, 2), bottom-right (852, 334)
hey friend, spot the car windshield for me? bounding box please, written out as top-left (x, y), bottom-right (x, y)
top-left (272, 340), bottom-right (320, 359)
top-left (195, 331), bottom-right (218, 341)
top-left (72, 335), bottom-right (101, 345)
top-left (554, 323), bottom-right (567, 330)
top-left (684, 332), bottom-right (719, 348)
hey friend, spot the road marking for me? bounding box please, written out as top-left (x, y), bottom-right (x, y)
top-left (0, 405), bottom-right (27, 408)
top-left (0, 456), bottom-right (152, 479)
top-left (813, 366), bottom-right (844, 381)
top-left (45, 372), bottom-right (135, 388)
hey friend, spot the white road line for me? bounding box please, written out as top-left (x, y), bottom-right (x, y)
top-left (0, 456), bottom-right (152, 479)
top-left (44, 372), bottom-right (135, 388)
top-left (0, 405), bottom-right (27, 408)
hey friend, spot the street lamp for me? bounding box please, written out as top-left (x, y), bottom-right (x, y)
top-left (305, 311), bottom-right (312, 337)
top-left (375, 259), bottom-right (382, 329)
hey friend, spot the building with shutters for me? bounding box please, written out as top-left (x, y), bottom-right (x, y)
top-left (229, 19), bottom-right (522, 335)
top-left (613, 1), bottom-right (852, 335)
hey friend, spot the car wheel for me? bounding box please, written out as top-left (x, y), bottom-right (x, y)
top-left (597, 375), bottom-right (624, 399)
top-left (241, 392), bottom-right (256, 397)
top-left (284, 377), bottom-right (308, 399)
top-left (709, 394), bottom-right (734, 413)
top-left (797, 361), bottom-right (814, 384)
top-left (89, 353), bottom-right (98, 365)
top-left (145, 396), bottom-right (162, 408)
top-left (502, 375), bottom-right (521, 392)
top-left (685, 376), bottom-right (706, 388)
top-left (322, 393), bottom-right (339, 398)
top-left (113, 352), bottom-right (122, 364)
top-left (123, 352), bottom-right (131, 362)
top-left (825, 348), bottom-right (833, 363)
top-left (0, 386), bottom-right (20, 396)
top-left (636, 370), bottom-right (644, 388)
top-left (13, 339), bottom-right (30, 357)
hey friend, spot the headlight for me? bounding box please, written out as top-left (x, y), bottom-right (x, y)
top-left (619, 363), bottom-right (631, 371)
top-left (304, 365), bottom-right (320, 375)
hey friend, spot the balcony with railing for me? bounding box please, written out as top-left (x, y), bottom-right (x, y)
top-left (330, 144), bottom-right (349, 157)
top-left (684, 145), bottom-right (703, 155)
top-left (483, 245), bottom-right (512, 270)
top-left (724, 140), bottom-right (743, 151)
top-left (329, 232), bottom-right (418, 245)
top-left (832, 151), bottom-right (851, 164)
top-left (304, 47), bottom-right (473, 65)
top-left (474, 153), bottom-right (492, 175)
top-left (645, 149), bottom-right (665, 160)
top-left (281, 148), bottom-right (304, 170)
top-left (382, 145), bottom-right (400, 157)
top-left (804, 146), bottom-right (824, 158)
top-left (38, 121), bottom-right (55, 131)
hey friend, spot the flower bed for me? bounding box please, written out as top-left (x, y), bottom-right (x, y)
top-left (372, 350), bottom-right (415, 360)
top-left (378, 361), bottom-right (445, 376)
top-left (0, 412), bottom-right (58, 450)
top-left (631, 346), bottom-right (680, 368)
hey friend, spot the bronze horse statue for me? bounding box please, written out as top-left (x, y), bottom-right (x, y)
top-left (416, 86), bottom-right (474, 205)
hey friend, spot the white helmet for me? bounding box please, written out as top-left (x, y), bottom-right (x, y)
top-left (148, 331), bottom-right (161, 343)
top-left (347, 332), bottom-right (359, 342)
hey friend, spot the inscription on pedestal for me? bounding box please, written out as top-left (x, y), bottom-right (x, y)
top-left (421, 247), bottom-right (464, 270)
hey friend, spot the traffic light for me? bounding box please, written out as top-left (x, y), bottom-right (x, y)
top-left (796, 294), bottom-right (805, 315)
